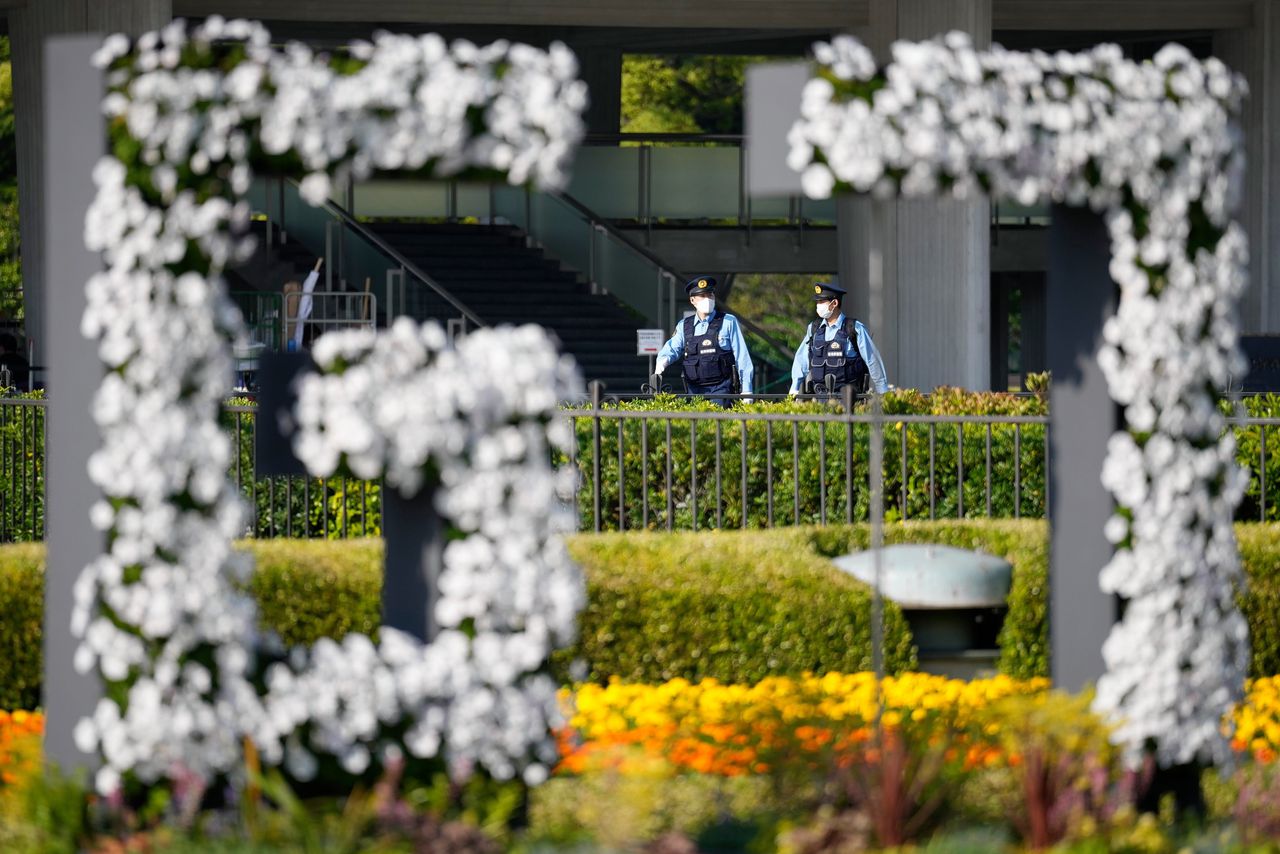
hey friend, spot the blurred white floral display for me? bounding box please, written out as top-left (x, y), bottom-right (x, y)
top-left (74, 17), bottom-right (587, 795)
top-left (790, 33), bottom-right (1251, 767)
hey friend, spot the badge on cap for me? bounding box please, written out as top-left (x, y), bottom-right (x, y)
top-left (698, 279), bottom-right (708, 289)
top-left (814, 285), bottom-right (822, 294)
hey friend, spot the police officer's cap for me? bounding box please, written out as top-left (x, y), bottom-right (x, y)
top-left (813, 282), bottom-right (847, 302)
top-left (684, 276), bottom-right (717, 296)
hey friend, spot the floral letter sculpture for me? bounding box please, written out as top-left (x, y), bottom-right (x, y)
top-left (73, 19), bottom-right (587, 794)
top-left (790, 34), bottom-right (1250, 766)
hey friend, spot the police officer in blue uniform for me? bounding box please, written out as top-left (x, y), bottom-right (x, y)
top-left (655, 276), bottom-right (754, 406)
top-left (790, 282), bottom-right (889, 398)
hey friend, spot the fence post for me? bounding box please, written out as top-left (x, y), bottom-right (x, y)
top-left (590, 381), bottom-right (603, 532)
top-left (844, 385), bottom-right (855, 523)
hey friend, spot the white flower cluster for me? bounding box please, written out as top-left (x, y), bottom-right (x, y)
top-left (74, 19), bottom-right (587, 795)
top-left (93, 17), bottom-right (586, 203)
top-left (793, 34), bottom-right (1249, 766)
top-left (274, 318), bottom-right (584, 782)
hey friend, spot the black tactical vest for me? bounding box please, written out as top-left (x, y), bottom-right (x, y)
top-left (807, 317), bottom-right (869, 393)
top-left (682, 313), bottom-right (736, 385)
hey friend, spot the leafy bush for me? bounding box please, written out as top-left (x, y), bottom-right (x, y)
top-left (0, 393), bottom-right (44, 543)
top-left (0, 530), bottom-right (917, 708)
top-left (220, 401), bottom-right (382, 540)
top-left (5, 522), bottom-right (1276, 707)
top-left (561, 529), bottom-right (917, 683)
top-left (797, 519), bottom-right (1049, 680)
top-left (1237, 523), bottom-right (1280, 679)
top-left (0, 543), bottom-right (41, 709)
top-left (568, 389), bottom-right (1049, 532)
top-left (1229, 394), bottom-right (1280, 524)
top-left (245, 539), bottom-right (382, 646)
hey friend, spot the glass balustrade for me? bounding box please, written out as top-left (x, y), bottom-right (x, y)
top-left (247, 177), bottom-right (484, 333)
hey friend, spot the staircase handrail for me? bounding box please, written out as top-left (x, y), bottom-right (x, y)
top-left (549, 189), bottom-right (799, 363)
top-left (292, 178), bottom-right (488, 329)
top-left (583, 132), bottom-right (745, 145)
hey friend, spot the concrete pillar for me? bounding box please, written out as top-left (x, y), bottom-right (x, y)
top-left (9, 0), bottom-right (171, 367)
top-left (837, 0), bottom-right (992, 392)
top-left (1214, 0), bottom-right (1280, 333)
top-left (42, 33), bottom-right (107, 774)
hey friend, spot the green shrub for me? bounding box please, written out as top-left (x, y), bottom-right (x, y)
top-left (220, 402), bottom-right (382, 540)
top-left (0, 392), bottom-right (45, 543)
top-left (1229, 394), bottom-right (1280, 523)
top-left (568, 389), bottom-right (1049, 532)
top-left (6, 522), bottom-right (1280, 711)
top-left (797, 519), bottom-right (1049, 680)
top-left (243, 539), bottom-right (382, 646)
top-left (1238, 523), bottom-right (1280, 678)
top-left (0, 531), bottom-right (916, 708)
top-left (0, 542), bottom-right (42, 709)
top-left (560, 529), bottom-right (916, 683)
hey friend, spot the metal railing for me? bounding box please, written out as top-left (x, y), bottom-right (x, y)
top-left (568, 389), bottom-right (1051, 532)
top-left (283, 290), bottom-right (377, 348)
top-left (500, 185), bottom-right (797, 391)
top-left (4, 397), bottom-right (1280, 542)
top-left (0, 398), bottom-right (44, 542)
top-left (253, 175), bottom-right (485, 334)
top-left (315, 189), bottom-right (485, 333)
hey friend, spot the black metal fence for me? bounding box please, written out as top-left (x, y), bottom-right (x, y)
top-left (0, 398), bottom-right (44, 542)
top-left (3, 397), bottom-right (1279, 542)
top-left (569, 405), bottom-right (1050, 532)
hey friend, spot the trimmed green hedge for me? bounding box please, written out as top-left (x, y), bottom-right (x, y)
top-left (561, 530), bottom-right (916, 683)
top-left (0, 530), bottom-right (917, 709)
top-left (0, 543), bottom-right (42, 710)
top-left (6, 522), bottom-right (1277, 709)
top-left (794, 520), bottom-right (1048, 680)
top-left (247, 538), bottom-right (382, 646)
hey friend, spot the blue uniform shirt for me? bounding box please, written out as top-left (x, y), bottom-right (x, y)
top-left (789, 312), bottom-right (889, 394)
top-left (657, 309), bottom-right (754, 395)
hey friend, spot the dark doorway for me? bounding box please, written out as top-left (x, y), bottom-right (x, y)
top-left (991, 271), bottom-right (1046, 391)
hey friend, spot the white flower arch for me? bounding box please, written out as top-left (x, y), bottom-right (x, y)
top-left (790, 33), bottom-right (1250, 766)
top-left (72, 18), bottom-right (587, 794)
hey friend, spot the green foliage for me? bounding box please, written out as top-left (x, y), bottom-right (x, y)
top-left (243, 538), bottom-right (382, 646)
top-left (220, 404), bottom-right (382, 539)
top-left (570, 389), bottom-right (1049, 532)
top-left (0, 542), bottom-right (41, 709)
top-left (6, 523), bottom-right (1280, 709)
top-left (0, 393), bottom-right (44, 543)
top-left (798, 519), bottom-right (1049, 680)
top-left (0, 36), bottom-right (18, 323)
top-left (1237, 523), bottom-right (1280, 679)
top-left (620, 55), bottom-right (767, 135)
top-left (1229, 394), bottom-right (1280, 523)
top-left (560, 528), bottom-right (917, 683)
top-left (528, 768), bottom-right (779, 850)
top-left (0, 758), bottom-right (87, 854)
top-left (728, 273), bottom-right (833, 357)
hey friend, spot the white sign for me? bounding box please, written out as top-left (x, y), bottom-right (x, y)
top-left (636, 329), bottom-right (665, 356)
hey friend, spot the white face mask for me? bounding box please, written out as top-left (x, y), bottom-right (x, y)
top-left (693, 297), bottom-right (714, 316)
top-left (816, 302), bottom-right (834, 320)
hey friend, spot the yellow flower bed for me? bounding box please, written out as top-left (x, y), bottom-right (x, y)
top-left (0, 709), bottom-right (43, 788)
top-left (559, 673), bottom-right (1049, 776)
top-left (559, 673), bottom-right (1280, 778)
top-left (1232, 676), bottom-right (1280, 762)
